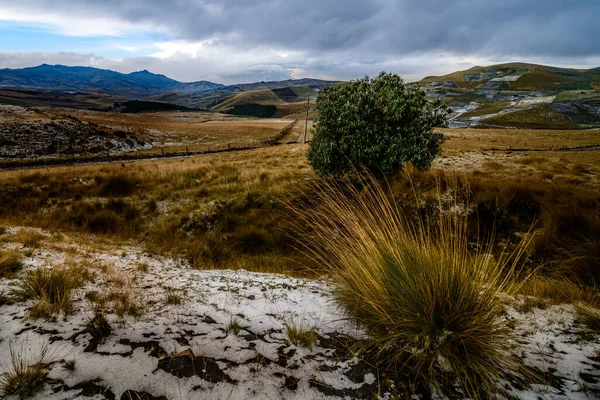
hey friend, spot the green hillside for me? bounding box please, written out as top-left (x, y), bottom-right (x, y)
top-left (210, 87), bottom-right (316, 118)
top-left (420, 63), bottom-right (600, 91)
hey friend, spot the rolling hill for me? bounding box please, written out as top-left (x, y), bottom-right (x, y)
top-left (420, 63), bottom-right (600, 129)
top-left (210, 86), bottom-right (319, 118)
top-left (420, 62), bottom-right (600, 91)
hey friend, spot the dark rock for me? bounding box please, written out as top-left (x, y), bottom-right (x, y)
top-left (284, 376), bottom-right (298, 391)
top-left (156, 348), bottom-right (235, 383)
top-left (70, 379), bottom-right (116, 400)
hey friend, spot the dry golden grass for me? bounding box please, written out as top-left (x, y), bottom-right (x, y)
top-left (0, 343), bottom-right (52, 399)
top-left (11, 267), bottom-right (79, 319)
top-left (440, 127), bottom-right (600, 152)
top-left (291, 173), bottom-right (529, 398)
top-left (519, 275), bottom-right (599, 307)
top-left (8, 228), bottom-right (45, 248)
top-left (576, 304), bottom-right (600, 332)
top-left (0, 250), bottom-right (24, 278)
top-left (1, 125), bottom-right (598, 281)
top-left (73, 109), bottom-right (292, 154)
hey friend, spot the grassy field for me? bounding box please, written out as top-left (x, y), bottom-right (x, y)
top-left (75, 110), bottom-right (293, 151)
top-left (0, 107), bottom-right (296, 164)
top-left (479, 104), bottom-right (578, 129)
top-left (1, 126), bottom-right (598, 279)
top-left (1, 125), bottom-right (600, 398)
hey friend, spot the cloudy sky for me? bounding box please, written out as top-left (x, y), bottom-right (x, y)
top-left (0, 0), bottom-right (598, 84)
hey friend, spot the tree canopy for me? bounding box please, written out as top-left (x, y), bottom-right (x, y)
top-left (308, 72), bottom-right (449, 178)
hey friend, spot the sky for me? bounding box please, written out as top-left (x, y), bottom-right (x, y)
top-left (0, 0), bottom-right (599, 85)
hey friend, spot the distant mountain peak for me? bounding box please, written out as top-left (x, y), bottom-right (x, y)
top-left (0, 64), bottom-right (224, 95)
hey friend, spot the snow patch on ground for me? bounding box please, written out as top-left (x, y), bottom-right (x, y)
top-left (0, 231), bottom-right (599, 399)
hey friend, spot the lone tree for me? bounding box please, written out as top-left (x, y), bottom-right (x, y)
top-left (308, 72), bottom-right (449, 178)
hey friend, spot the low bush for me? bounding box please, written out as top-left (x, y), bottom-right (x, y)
top-left (293, 174), bottom-right (528, 398)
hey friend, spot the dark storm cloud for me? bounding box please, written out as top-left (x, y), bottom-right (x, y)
top-left (3, 0), bottom-right (599, 58)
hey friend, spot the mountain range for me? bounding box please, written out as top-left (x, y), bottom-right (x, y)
top-left (0, 64), bottom-right (336, 97)
top-left (0, 64), bottom-right (224, 94)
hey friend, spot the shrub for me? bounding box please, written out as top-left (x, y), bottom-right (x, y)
top-left (292, 174), bottom-right (527, 398)
top-left (308, 72), bottom-right (448, 178)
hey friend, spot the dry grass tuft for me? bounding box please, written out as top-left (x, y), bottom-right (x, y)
top-left (225, 317), bottom-right (242, 336)
top-left (0, 343), bottom-right (52, 399)
top-left (11, 267), bottom-right (82, 319)
top-left (0, 250), bottom-right (24, 278)
top-left (0, 290), bottom-right (13, 306)
top-left (519, 275), bottom-right (600, 307)
top-left (285, 321), bottom-right (318, 348)
top-left (576, 305), bottom-right (600, 333)
top-left (292, 173), bottom-right (529, 398)
top-left (10, 229), bottom-right (45, 248)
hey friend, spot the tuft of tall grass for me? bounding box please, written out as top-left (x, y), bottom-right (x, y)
top-left (520, 274), bottom-right (599, 307)
top-left (576, 305), bottom-right (600, 333)
top-left (0, 343), bottom-right (52, 399)
top-left (285, 321), bottom-right (318, 348)
top-left (292, 173), bottom-right (529, 398)
top-left (10, 229), bottom-right (45, 248)
top-left (11, 267), bottom-right (80, 319)
top-left (0, 250), bottom-right (24, 278)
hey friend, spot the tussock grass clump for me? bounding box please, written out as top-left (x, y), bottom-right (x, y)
top-left (10, 229), bottom-right (45, 248)
top-left (225, 317), bottom-right (242, 336)
top-left (85, 209), bottom-right (123, 234)
top-left (0, 290), bottom-right (14, 306)
top-left (11, 267), bottom-right (79, 319)
top-left (98, 174), bottom-right (138, 197)
top-left (165, 289), bottom-right (182, 305)
top-left (576, 305), bottom-right (600, 333)
top-left (293, 174), bottom-right (528, 398)
top-left (85, 311), bottom-right (112, 344)
top-left (535, 204), bottom-right (600, 286)
top-left (108, 290), bottom-right (143, 319)
top-left (520, 275), bottom-right (599, 307)
top-left (0, 343), bottom-right (52, 399)
top-left (285, 321), bottom-right (318, 348)
top-left (0, 250), bottom-right (24, 278)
